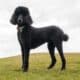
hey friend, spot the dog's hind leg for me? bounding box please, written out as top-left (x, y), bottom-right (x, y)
top-left (56, 42), bottom-right (66, 70)
top-left (47, 42), bottom-right (56, 69)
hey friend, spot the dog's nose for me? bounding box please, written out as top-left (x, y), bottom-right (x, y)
top-left (17, 18), bottom-right (23, 24)
top-left (18, 19), bottom-right (22, 23)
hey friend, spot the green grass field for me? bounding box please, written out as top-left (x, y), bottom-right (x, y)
top-left (0, 53), bottom-right (80, 80)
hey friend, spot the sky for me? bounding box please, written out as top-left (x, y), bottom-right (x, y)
top-left (0, 0), bottom-right (80, 58)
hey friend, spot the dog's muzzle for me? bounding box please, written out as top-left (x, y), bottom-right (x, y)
top-left (17, 15), bottom-right (23, 25)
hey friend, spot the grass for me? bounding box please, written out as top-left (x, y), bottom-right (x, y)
top-left (0, 53), bottom-right (80, 80)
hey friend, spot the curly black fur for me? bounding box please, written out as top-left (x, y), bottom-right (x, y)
top-left (10, 6), bottom-right (69, 72)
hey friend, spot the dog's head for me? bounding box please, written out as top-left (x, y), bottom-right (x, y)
top-left (10, 6), bottom-right (33, 26)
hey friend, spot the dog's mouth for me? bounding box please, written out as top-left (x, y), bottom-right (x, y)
top-left (16, 21), bottom-right (23, 26)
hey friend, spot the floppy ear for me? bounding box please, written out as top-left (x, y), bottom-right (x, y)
top-left (25, 15), bottom-right (33, 25)
top-left (10, 13), bottom-right (17, 25)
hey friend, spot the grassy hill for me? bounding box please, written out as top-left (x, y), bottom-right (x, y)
top-left (0, 53), bottom-right (80, 80)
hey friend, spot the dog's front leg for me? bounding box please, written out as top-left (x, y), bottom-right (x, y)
top-left (21, 32), bottom-right (31, 72)
top-left (22, 47), bottom-right (30, 72)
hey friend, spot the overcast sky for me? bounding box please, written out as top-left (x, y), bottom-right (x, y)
top-left (0, 0), bottom-right (80, 58)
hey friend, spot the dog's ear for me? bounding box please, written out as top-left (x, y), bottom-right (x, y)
top-left (25, 15), bottom-right (33, 25)
top-left (24, 8), bottom-right (33, 25)
top-left (10, 12), bottom-right (17, 25)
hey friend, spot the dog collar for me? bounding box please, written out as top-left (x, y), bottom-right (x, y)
top-left (17, 26), bottom-right (24, 32)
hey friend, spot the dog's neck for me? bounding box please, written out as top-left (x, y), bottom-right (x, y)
top-left (17, 26), bottom-right (24, 32)
top-left (17, 25), bottom-right (32, 32)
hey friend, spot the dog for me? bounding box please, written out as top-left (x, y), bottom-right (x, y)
top-left (10, 6), bottom-right (69, 72)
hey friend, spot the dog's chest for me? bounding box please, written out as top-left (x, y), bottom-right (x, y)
top-left (18, 27), bottom-right (24, 33)
top-left (18, 27), bottom-right (24, 42)
top-left (18, 27), bottom-right (31, 43)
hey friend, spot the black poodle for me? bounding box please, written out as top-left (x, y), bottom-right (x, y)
top-left (10, 6), bottom-right (69, 72)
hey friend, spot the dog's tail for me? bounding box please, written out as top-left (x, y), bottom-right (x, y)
top-left (63, 34), bottom-right (69, 41)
